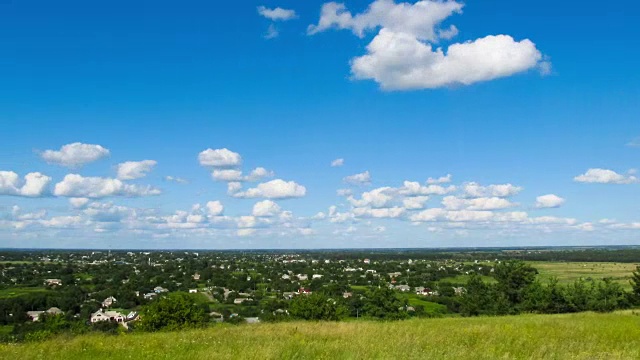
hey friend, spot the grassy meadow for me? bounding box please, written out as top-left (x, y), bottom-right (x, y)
top-left (1, 311), bottom-right (639, 359)
top-left (529, 261), bottom-right (639, 290)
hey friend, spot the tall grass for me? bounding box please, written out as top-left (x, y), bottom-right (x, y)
top-left (1, 311), bottom-right (639, 359)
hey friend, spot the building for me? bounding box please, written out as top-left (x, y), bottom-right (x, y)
top-left (102, 296), bottom-right (117, 307)
top-left (44, 279), bottom-right (62, 286)
top-left (91, 309), bottom-right (125, 323)
top-left (233, 298), bottom-right (252, 304)
top-left (189, 289), bottom-right (198, 293)
top-left (193, 273), bottom-right (201, 281)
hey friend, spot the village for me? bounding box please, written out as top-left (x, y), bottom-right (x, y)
top-left (0, 250), bottom-right (486, 329)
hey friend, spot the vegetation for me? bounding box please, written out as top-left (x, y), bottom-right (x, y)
top-left (0, 249), bottom-right (638, 345)
top-left (1, 311), bottom-right (639, 359)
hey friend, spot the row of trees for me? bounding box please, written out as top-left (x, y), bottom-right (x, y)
top-left (459, 262), bottom-right (639, 316)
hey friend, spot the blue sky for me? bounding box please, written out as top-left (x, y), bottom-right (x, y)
top-left (1, 0), bottom-right (639, 249)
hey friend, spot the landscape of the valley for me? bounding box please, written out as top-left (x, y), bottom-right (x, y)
top-left (2, 0), bottom-right (639, 358)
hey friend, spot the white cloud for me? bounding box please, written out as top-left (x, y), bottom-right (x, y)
top-left (69, 197), bottom-right (90, 209)
top-left (252, 200), bottom-right (282, 217)
top-left (117, 160), bottom-right (157, 180)
top-left (212, 167), bottom-right (273, 182)
top-left (442, 196), bottom-right (516, 211)
top-left (463, 182), bottom-right (522, 197)
top-left (246, 167), bottom-right (274, 182)
top-left (348, 187), bottom-right (394, 208)
top-left (257, 6), bottom-right (297, 21)
top-left (53, 174), bottom-right (161, 198)
top-left (0, 171), bottom-right (51, 197)
top-left (344, 171), bottom-right (371, 185)
top-left (353, 206), bottom-right (405, 218)
top-left (402, 196), bottom-right (430, 210)
top-left (308, 0), bottom-right (463, 40)
top-left (205, 201), bottom-right (224, 217)
top-left (535, 194), bottom-right (565, 209)
top-left (164, 176), bottom-right (188, 184)
top-left (198, 148), bottom-right (242, 167)
top-left (264, 24), bottom-right (279, 39)
top-left (427, 174), bottom-right (452, 184)
top-left (331, 158), bottom-right (345, 167)
top-left (398, 181), bottom-right (455, 196)
top-left (41, 142), bottom-right (110, 168)
top-left (212, 169), bottom-right (244, 182)
top-left (574, 168), bottom-right (638, 184)
top-left (237, 216), bottom-right (258, 228)
top-left (309, 1), bottom-right (547, 90)
top-left (231, 179), bottom-right (306, 199)
top-left (237, 228), bottom-right (256, 237)
top-left (337, 188), bottom-right (353, 197)
top-left (352, 30), bottom-right (545, 90)
top-left (409, 208), bottom-right (447, 222)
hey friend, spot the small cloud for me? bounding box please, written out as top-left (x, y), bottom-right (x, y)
top-left (257, 6), bottom-right (297, 21)
top-left (343, 171), bottom-right (371, 186)
top-left (264, 24), bottom-right (279, 39)
top-left (331, 158), bottom-right (345, 167)
top-left (627, 137), bottom-right (640, 147)
top-left (164, 176), bottom-right (188, 184)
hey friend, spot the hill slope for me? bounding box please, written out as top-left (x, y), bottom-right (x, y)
top-left (2, 311), bottom-right (640, 359)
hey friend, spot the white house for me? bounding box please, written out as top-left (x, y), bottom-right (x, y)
top-left (312, 274), bottom-right (323, 279)
top-left (91, 309), bottom-right (125, 323)
top-left (44, 279), bottom-right (62, 286)
top-left (188, 289), bottom-right (198, 293)
top-left (102, 296), bottom-right (117, 308)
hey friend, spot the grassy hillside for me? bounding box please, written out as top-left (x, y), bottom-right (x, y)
top-left (2, 311), bottom-right (640, 359)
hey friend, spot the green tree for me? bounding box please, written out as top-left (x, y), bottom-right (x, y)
top-left (493, 261), bottom-right (537, 307)
top-left (138, 293), bottom-right (209, 331)
top-left (362, 287), bottom-right (408, 320)
top-left (289, 293), bottom-right (347, 321)
top-left (631, 266), bottom-right (640, 303)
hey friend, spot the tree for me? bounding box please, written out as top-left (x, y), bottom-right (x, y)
top-left (631, 266), bottom-right (640, 303)
top-left (289, 293), bottom-right (347, 321)
top-left (137, 293), bottom-right (209, 331)
top-left (362, 287), bottom-right (408, 320)
top-left (493, 261), bottom-right (537, 307)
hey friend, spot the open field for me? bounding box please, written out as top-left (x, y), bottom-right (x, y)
top-left (0, 287), bottom-right (48, 299)
top-left (529, 261), bottom-right (639, 290)
top-left (2, 311), bottom-right (639, 359)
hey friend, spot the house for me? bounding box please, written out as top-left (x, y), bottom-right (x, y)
top-left (343, 292), bottom-right (353, 299)
top-left (126, 311), bottom-right (139, 322)
top-left (233, 298), bottom-right (251, 304)
top-left (282, 292), bottom-right (294, 300)
top-left (193, 273), bottom-right (201, 281)
top-left (46, 307), bottom-right (63, 316)
top-left (395, 285), bottom-right (411, 292)
top-left (281, 274), bottom-right (290, 280)
top-left (91, 309), bottom-right (125, 323)
top-left (26, 311), bottom-right (44, 322)
top-left (245, 317), bottom-right (260, 324)
top-left (153, 286), bottom-right (169, 293)
top-left (453, 287), bottom-right (465, 296)
top-left (102, 296), bottom-right (117, 307)
top-left (296, 274), bottom-right (308, 281)
top-left (44, 279), bottom-right (62, 286)
top-left (144, 292), bottom-right (157, 300)
top-left (298, 288), bottom-right (312, 295)
top-left (188, 289), bottom-right (198, 294)
top-left (209, 311), bottom-right (223, 322)
top-left (312, 274), bottom-right (323, 279)
top-left (388, 272), bottom-right (402, 278)
top-left (363, 259), bottom-right (371, 264)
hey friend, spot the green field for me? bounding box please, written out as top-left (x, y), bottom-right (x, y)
top-left (1, 311), bottom-right (639, 359)
top-left (0, 287), bottom-right (48, 298)
top-left (529, 261), bottom-right (639, 290)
